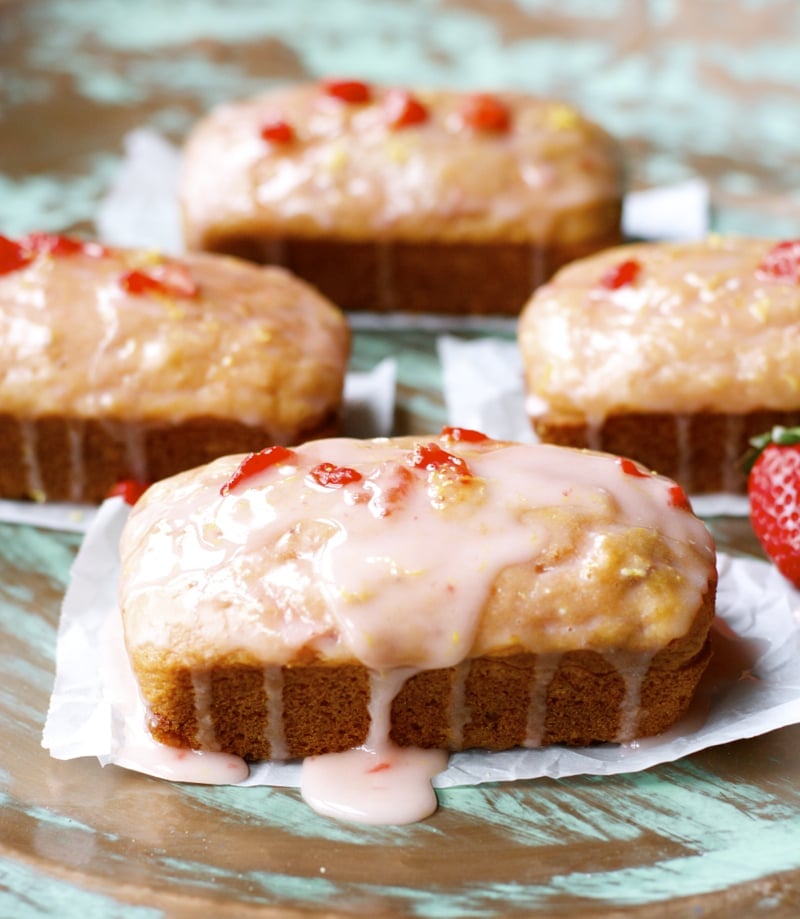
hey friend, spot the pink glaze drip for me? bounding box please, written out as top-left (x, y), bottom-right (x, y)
top-left (100, 610), bottom-right (248, 785)
top-left (523, 653), bottom-right (561, 748)
top-left (603, 650), bottom-right (655, 743)
top-left (190, 672), bottom-right (220, 752)
top-left (447, 660), bottom-right (472, 749)
top-left (263, 665), bottom-right (288, 760)
top-left (19, 421), bottom-right (44, 499)
top-left (300, 743), bottom-right (447, 825)
top-left (66, 422), bottom-right (85, 503)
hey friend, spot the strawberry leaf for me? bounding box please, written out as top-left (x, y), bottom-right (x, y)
top-left (742, 425), bottom-right (800, 474)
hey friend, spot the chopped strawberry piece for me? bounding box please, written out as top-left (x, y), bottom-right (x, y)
top-left (221, 446), bottom-right (297, 496)
top-left (617, 456), bottom-right (649, 478)
top-left (21, 232), bottom-right (86, 257)
top-left (459, 94), bottom-right (511, 133)
top-left (440, 426), bottom-right (490, 443)
top-left (667, 483), bottom-right (692, 512)
top-left (0, 235), bottom-right (33, 276)
top-left (107, 479), bottom-right (150, 505)
top-left (600, 259), bottom-right (641, 290)
top-left (308, 462), bottom-right (363, 488)
top-left (384, 89), bottom-right (429, 129)
top-left (260, 119), bottom-right (296, 145)
top-left (321, 78), bottom-right (372, 104)
top-left (120, 263), bottom-right (198, 299)
top-left (756, 240), bottom-right (800, 284)
top-left (407, 442), bottom-right (472, 477)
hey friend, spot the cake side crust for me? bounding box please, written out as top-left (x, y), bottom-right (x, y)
top-left (0, 410), bottom-right (340, 503)
top-left (198, 230), bottom-right (623, 315)
top-left (130, 582), bottom-right (715, 760)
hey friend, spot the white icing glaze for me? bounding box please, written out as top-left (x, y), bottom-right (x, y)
top-left (300, 743), bottom-right (447, 825)
top-left (519, 236), bottom-right (800, 420)
top-left (180, 83), bottom-right (622, 247)
top-left (0, 244), bottom-right (348, 431)
top-left (120, 436), bottom-right (715, 669)
top-left (296, 661), bottom-right (447, 825)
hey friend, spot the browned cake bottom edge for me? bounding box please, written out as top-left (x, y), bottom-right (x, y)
top-left (0, 411), bottom-right (340, 503)
top-left (198, 226), bottom-right (623, 315)
top-left (134, 619), bottom-right (714, 762)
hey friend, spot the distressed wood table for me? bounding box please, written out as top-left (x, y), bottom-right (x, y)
top-left (2, 1), bottom-right (800, 915)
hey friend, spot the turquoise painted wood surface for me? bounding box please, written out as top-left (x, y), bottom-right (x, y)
top-left (2, 0), bottom-right (800, 240)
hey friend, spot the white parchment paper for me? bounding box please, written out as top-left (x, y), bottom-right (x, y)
top-left (43, 493), bottom-right (800, 789)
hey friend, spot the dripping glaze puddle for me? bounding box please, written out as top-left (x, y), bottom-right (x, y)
top-left (100, 609), bottom-right (448, 823)
top-left (301, 744), bottom-right (448, 825)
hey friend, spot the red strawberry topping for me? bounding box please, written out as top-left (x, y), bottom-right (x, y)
top-left (407, 442), bottom-right (472, 477)
top-left (756, 240), bottom-right (800, 284)
top-left (600, 258), bottom-right (642, 290)
top-left (459, 93), bottom-right (511, 133)
top-left (667, 483), bottom-right (692, 512)
top-left (260, 119), bottom-right (296, 145)
top-left (22, 233), bottom-right (87, 257)
top-left (308, 462), bottom-right (363, 488)
top-left (384, 89), bottom-right (429, 129)
top-left (0, 236), bottom-right (33, 276)
top-left (120, 263), bottom-right (198, 299)
top-left (321, 79), bottom-right (372, 104)
top-left (617, 456), bottom-right (649, 478)
top-left (747, 426), bottom-right (800, 587)
top-left (220, 446), bottom-right (297, 496)
top-left (0, 233), bottom-right (106, 277)
top-left (107, 479), bottom-right (150, 505)
top-left (440, 426), bottom-right (490, 444)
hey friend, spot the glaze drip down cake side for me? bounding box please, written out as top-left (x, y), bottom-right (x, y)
top-left (518, 236), bottom-right (800, 493)
top-left (118, 431), bottom-right (717, 761)
top-left (0, 233), bottom-right (349, 502)
top-left (179, 80), bottom-right (624, 314)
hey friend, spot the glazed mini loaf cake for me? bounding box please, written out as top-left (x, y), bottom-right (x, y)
top-left (179, 79), bottom-right (624, 315)
top-left (0, 233), bottom-right (349, 503)
top-left (518, 236), bottom-right (800, 493)
top-left (118, 430), bottom-right (716, 761)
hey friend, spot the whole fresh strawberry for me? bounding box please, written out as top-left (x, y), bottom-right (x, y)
top-left (745, 426), bottom-right (800, 587)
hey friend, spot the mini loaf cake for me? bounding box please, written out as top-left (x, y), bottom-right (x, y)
top-left (518, 237), bottom-right (800, 494)
top-left (0, 233), bottom-right (349, 503)
top-left (118, 430), bottom-right (717, 761)
top-left (179, 79), bottom-right (624, 315)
